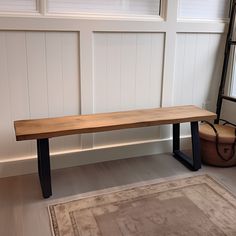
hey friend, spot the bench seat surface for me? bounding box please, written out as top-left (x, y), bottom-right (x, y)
top-left (14, 105), bottom-right (216, 141)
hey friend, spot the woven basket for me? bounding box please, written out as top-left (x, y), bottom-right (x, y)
top-left (199, 124), bottom-right (236, 167)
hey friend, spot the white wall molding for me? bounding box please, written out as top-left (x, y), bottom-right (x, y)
top-left (0, 16), bottom-right (227, 33)
top-left (0, 136), bottom-right (191, 178)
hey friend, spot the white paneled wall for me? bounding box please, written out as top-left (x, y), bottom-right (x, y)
top-left (0, 0), bottom-right (229, 176)
top-left (174, 33), bottom-right (224, 135)
top-left (0, 31), bottom-right (80, 160)
top-left (174, 33), bottom-right (224, 108)
top-left (93, 33), bottom-right (164, 146)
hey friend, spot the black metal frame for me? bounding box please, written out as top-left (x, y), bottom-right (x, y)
top-left (37, 138), bottom-right (52, 198)
top-left (36, 123), bottom-right (201, 198)
top-left (173, 122), bottom-right (201, 171)
top-left (215, 0), bottom-right (236, 123)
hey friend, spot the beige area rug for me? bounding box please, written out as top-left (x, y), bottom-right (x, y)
top-left (49, 175), bottom-right (236, 236)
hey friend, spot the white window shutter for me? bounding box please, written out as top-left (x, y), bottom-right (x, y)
top-left (178, 0), bottom-right (230, 20)
top-left (0, 0), bottom-right (37, 12)
top-left (48, 0), bottom-right (161, 16)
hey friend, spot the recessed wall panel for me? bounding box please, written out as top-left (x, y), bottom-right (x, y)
top-left (0, 31), bottom-right (80, 160)
top-left (93, 32), bottom-right (164, 146)
top-left (174, 33), bottom-right (225, 135)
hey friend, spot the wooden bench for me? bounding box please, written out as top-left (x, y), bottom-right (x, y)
top-left (14, 105), bottom-right (216, 198)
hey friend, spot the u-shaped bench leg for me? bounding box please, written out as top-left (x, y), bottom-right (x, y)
top-left (173, 122), bottom-right (201, 171)
top-left (37, 138), bottom-right (52, 198)
top-left (35, 122), bottom-right (201, 198)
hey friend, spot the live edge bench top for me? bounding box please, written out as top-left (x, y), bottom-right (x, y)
top-left (14, 105), bottom-right (216, 141)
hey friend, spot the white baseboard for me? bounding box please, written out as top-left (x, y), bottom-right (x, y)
top-left (0, 136), bottom-right (191, 178)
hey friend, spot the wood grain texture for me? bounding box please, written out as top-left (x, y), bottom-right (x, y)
top-left (1, 154), bottom-right (236, 236)
top-left (14, 105), bottom-right (216, 141)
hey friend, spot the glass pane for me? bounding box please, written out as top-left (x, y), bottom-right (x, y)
top-left (0, 0), bottom-right (37, 12)
top-left (178, 0), bottom-right (230, 20)
top-left (48, 0), bottom-right (161, 16)
top-left (231, 47), bottom-right (236, 97)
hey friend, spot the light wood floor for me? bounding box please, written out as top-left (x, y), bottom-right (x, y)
top-left (1, 153), bottom-right (236, 236)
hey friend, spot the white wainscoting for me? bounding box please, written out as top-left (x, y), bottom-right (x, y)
top-left (0, 0), bottom-right (229, 177)
top-left (0, 31), bottom-right (80, 161)
top-left (174, 33), bottom-right (224, 109)
top-left (0, 31), bottom-right (225, 177)
top-left (93, 32), bottom-right (164, 146)
top-left (173, 33), bottom-right (225, 135)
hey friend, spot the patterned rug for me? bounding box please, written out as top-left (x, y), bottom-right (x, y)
top-left (49, 175), bottom-right (236, 236)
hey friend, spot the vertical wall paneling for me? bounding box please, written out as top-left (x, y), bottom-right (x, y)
top-left (120, 33), bottom-right (136, 110)
top-left (94, 33), bottom-right (122, 145)
top-left (174, 33), bottom-right (224, 135)
top-left (6, 32), bottom-right (32, 157)
top-left (26, 32), bottom-right (48, 119)
top-left (174, 33), bottom-right (224, 108)
top-left (45, 32), bottom-right (66, 152)
top-left (0, 0), bottom-right (230, 176)
top-left (135, 34), bottom-right (153, 108)
top-left (0, 31), bottom-right (80, 161)
top-left (60, 32), bottom-right (81, 151)
top-left (132, 33), bottom-right (163, 142)
top-left (80, 30), bottom-right (94, 149)
top-left (118, 33), bottom-right (140, 143)
top-left (45, 32), bottom-right (81, 152)
top-left (0, 32), bottom-right (13, 158)
top-left (93, 33), bottom-right (108, 113)
top-left (26, 32), bottom-right (49, 155)
top-left (93, 33), bottom-right (119, 146)
top-left (46, 33), bottom-right (64, 118)
top-left (93, 32), bottom-right (164, 146)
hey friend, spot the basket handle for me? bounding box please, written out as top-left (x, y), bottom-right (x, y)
top-left (203, 121), bottom-right (236, 161)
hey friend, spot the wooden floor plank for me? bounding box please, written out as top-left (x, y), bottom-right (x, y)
top-left (0, 154), bottom-right (236, 236)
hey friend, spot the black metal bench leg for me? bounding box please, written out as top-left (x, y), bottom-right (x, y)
top-left (173, 123), bottom-right (180, 152)
top-left (191, 121), bottom-right (201, 170)
top-left (173, 122), bottom-right (201, 171)
top-left (37, 138), bottom-right (52, 198)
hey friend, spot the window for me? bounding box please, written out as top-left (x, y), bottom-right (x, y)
top-left (178, 0), bottom-right (230, 20)
top-left (48, 0), bottom-right (161, 16)
top-left (0, 0), bottom-right (37, 13)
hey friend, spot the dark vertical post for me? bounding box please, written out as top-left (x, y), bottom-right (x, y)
top-left (191, 122), bottom-right (201, 170)
top-left (37, 138), bottom-right (52, 198)
top-left (172, 122), bottom-right (201, 171)
top-left (173, 123), bottom-right (180, 152)
top-left (215, 0), bottom-right (236, 123)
